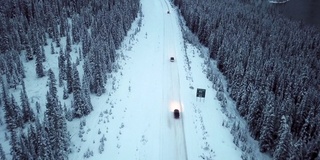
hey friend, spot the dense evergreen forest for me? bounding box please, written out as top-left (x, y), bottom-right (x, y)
top-left (173, 0), bottom-right (320, 159)
top-left (0, 0), bottom-right (139, 159)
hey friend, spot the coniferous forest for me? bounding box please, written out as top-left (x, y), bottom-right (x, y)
top-left (173, 0), bottom-right (320, 159)
top-left (0, 0), bottom-right (319, 159)
top-left (0, 0), bottom-right (139, 159)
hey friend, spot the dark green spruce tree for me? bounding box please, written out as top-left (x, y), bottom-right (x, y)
top-left (10, 130), bottom-right (23, 160)
top-left (35, 46), bottom-right (45, 78)
top-left (259, 93), bottom-right (275, 152)
top-left (4, 94), bottom-right (23, 131)
top-left (58, 47), bottom-right (66, 87)
top-left (66, 54), bottom-right (73, 93)
top-left (20, 80), bottom-right (35, 123)
top-left (45, 69), bottom-right (70, 159)
top-left (273, 116), bottom-right (292, 160)
top-left (0, 143), bottom-right (6, 160)
top-left (72, 65), bottom-right (92, 118)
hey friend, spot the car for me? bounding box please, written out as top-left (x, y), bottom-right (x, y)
top-left (174, 109), bottom-right (180, 119)
top-left (167, 11), bottom-right (170, 14)
top-left (170, 57), bottom-right (174, 62)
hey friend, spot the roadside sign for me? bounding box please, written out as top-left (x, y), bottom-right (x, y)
top-left (196, 88), bottom-right (206, 98)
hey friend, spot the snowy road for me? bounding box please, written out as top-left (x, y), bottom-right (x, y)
top-left (102, 0), bottom-right (189, 158)
top-left (160, 0), bottom-right (188, 159)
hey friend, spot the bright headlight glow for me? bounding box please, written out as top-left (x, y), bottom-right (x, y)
top-left (169, 101), bottom-right (180, 112)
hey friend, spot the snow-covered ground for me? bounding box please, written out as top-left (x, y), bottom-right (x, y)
top-left (0, 0), bottom-right (270, 159)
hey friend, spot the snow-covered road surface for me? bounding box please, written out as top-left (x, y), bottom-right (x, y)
top-left (160, 0), bottom-right (188, 159)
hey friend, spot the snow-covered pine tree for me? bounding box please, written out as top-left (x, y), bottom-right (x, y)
top-left (4, 95), bottom-right (23, 131)
top-left (237, 82), bottom-right (249, 117)
top-left (20, 80), bottom-right (35, 123)
top-left (45, 91), bottom-right (58, 156)
top-left (273, 116), bottom-right (292, 160)
top-left (53, 24), bottom-right (60, 48)
top-left (55, 102), bottom-right (70, 159)
top-left (34, 117), bottom-right (45, 158)
top-left (72, 15), bottom-right (81, 44)
top-left (82, 72), bottom-right (93, 113)
top-left (58, 48), bottom-right (66, 87)
top-left (1, 77), bottom-right (8, 103)
top-left (40, 123), bottom-right (52, 159)
top-left (35, 101), bottom-right (41, 114)
top-left (19, 130), bottom-right (32, 159)
top-left (17, 17), bottom-right (29, 49)
top-left (78, 48), bottom-right (82, 61)
top-left (66, 32), bottom-right (72, 54)
top-left (81, 29), bottom-right (91, 59)
top-left (82, 58), bottom-right (92, 85)
top-left (25, 44), bottom-right (33, 61)
top-left (109, 11), bottom-right (125, 48)
top-left (48, 69), bottom-right (57, 98)
top-left (10, 130), bottom-right (23, 160)
top-left (0, 32), bottom-right (11, 54)
top-left (99, 134), bottom-right (106, 154)
top-left (40, 46), bottom-right (46, 62)
top-left (45, 69), bottom-right (70, 158)
top-left (63, 86), bottom-right (69, 100)
top-left (51, 43), bottom-right (55, 55)
top-left (246, 89), bottom-right (263, 139)
top-left (259, 93), bottom-right (276, 153)
top-left (66, 54), bottom-right (73, 93)
top-left (10, 51), bottom-right (26, 79)
top-left (91, 52), bottom-right (104, 96)
top-left (45, 9), bottom-right (56, 39)
top-left (0, 143), bottom-right (6, 160)
top-left (73, 65), bottom-right (91, 118)
top-left (59, 12), bottom-right (68, 37)
top-left (4, 52), bottom-right (21, 89)
top-left (35, 46), bottom-right (45, 78)
top-left (27, 124), bottom-right (38, 158)
top-left (0, 57), bottom-right (5, 76)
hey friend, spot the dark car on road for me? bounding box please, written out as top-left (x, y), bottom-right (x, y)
top-left (174, 109), bottom-right (180, 119)
top-left (170, 57), bottom-right (174, 62)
